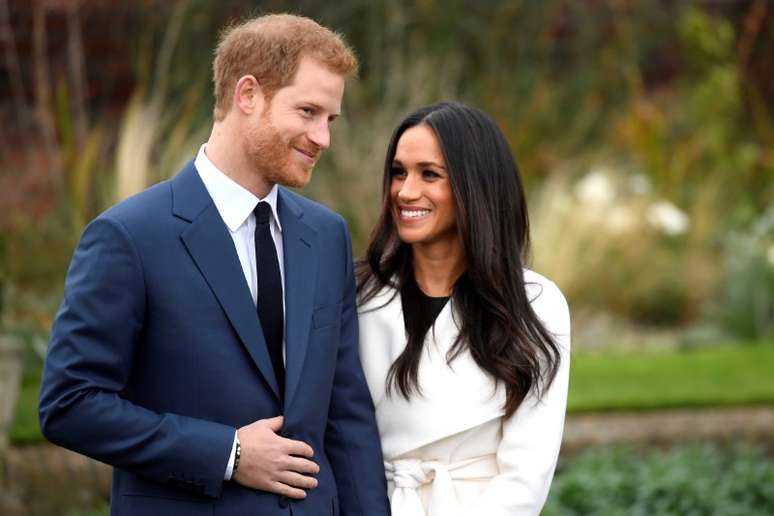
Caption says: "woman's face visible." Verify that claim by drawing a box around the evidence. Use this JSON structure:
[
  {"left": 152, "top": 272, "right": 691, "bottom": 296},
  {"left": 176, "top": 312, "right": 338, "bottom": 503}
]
[{"left": 389, "top": 124, "right": 458, "bottom": 249}]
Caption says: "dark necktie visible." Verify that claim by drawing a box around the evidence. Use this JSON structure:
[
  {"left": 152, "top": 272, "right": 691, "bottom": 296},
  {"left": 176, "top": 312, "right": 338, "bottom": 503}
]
[{"left": 254, "top": 201, "right": 285, "bottom": 399}]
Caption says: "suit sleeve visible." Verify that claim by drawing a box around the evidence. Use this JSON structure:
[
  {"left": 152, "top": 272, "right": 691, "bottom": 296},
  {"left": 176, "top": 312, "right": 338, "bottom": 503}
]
[
  {"left": 463, "top": 280, "right": 571, "bottom": 516},
  {"left": 38, "top": 216, "right": 235, "bottom": 498},
  {"left": 324, "top": 218, "right": 390, "bottom": 516}
]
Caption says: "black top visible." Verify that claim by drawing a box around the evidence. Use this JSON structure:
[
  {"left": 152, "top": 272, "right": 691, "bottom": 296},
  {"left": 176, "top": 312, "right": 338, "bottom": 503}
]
[{"left": 400, "top": 275, "right": 450, "bottom": 339}]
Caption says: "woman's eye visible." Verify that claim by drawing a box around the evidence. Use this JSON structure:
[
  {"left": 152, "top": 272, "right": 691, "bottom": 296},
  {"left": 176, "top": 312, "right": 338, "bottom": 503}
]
[
  {"left": 390, "top": 167, "right": 406, "bottom": 178},
  {"left": 422, "top": 169, "right": 440, "bottom": 179}
]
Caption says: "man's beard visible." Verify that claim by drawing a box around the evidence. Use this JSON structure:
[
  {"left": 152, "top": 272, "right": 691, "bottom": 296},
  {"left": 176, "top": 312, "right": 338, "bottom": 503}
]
[{"left": 246, "top": 112, "right": 319, "bottom": 189}]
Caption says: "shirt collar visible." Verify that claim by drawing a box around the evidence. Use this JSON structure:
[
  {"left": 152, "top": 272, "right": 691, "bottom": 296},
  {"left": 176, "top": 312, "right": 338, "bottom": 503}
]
[{"left": 194, "top": 144, "right": 282, "bottom": 232}]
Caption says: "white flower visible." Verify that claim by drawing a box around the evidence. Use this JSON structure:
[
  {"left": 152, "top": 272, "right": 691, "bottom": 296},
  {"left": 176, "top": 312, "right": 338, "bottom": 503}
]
[
  {"left": 575, "top": 168, "right": 616, "bottom": 206},
  {"left": 647, "top": 201, "right": 690, "bottom": 236}
]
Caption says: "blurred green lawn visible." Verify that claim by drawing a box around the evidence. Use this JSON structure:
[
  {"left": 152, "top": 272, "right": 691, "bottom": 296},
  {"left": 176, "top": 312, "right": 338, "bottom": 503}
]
[
  {"left": 568, "top": 342, "right": 774, "bottom": 412},
  {"left": 11, "top": 342, "right": 774, "bottom": 444},
  {"left": 12, "top": 366, "right": 43, "bottom": 444}
]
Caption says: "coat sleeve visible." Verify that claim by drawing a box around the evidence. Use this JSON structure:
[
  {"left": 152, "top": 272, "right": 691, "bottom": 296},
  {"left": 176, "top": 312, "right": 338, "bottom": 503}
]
[
  {"left": 38, "top": 216, "right": 235, "bottom": 498},
  {"left": 463, "top": 279, "right": 571, "bottom": 516},
  {"left": 323, "top": 217, "right": 391, "bottom": 516}
]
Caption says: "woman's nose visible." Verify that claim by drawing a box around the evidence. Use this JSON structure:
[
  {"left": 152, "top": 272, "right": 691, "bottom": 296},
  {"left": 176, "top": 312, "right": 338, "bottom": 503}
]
[{"left": 397, "top": 174, "right": 421, "bottom": 201}]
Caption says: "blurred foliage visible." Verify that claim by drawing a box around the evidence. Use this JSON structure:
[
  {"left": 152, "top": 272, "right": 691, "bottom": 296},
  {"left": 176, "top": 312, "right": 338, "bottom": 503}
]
[
  {"left": 526, "top": 3, "right": 771, "bottom": 326},
  {"left": 1, "top": 0, "right": 772, "bottom": 338},
  {"left": 1, "top": 0, "right": 219, "bottom": 330},
  {"left": 9, "top": 364, "right": 41, "bottom": 445},
  {"left": 67, "top": 506, "right": 109, "bottom": 516},
  {"left": 0, "top": 230, "right": 6, "bottom": 320},
  {"left": 543, "top": 443, "right": 774, "bottom": 515},
  {"left": 530, "top": 169, "right": 721, "bottom": 325},
  {"left": 718, "top": 206, "right": 774, "bottom": 339},
  {"left": 614, "top": 5, "right": 766, "bottom": 222}
]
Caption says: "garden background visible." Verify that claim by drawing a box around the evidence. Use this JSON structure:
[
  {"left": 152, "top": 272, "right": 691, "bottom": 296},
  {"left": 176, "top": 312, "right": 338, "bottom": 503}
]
[{"left": 0, "top": 0, "right": 772, "bottom": 514}]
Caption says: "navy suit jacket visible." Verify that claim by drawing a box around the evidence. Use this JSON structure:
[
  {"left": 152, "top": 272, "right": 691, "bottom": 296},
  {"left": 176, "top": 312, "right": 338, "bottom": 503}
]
[{"left": 39, "top": 161, "right": 389, "bottom": 516}]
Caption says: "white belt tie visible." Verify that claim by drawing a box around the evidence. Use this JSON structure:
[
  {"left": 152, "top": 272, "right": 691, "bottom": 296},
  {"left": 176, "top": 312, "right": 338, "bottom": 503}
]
[{"left": 385, "top": 454, "right": 498, "bottom": 516}]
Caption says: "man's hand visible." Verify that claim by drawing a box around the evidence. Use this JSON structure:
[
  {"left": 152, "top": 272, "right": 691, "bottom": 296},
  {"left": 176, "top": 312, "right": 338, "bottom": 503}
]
[{"left": 232, "top": 416, "right": 319, "bottom": 499}]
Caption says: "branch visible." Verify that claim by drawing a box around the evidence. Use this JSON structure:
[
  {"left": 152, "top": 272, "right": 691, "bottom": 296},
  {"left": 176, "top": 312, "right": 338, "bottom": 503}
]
[
  {"left": 66, "top": 0, "right": 89, "bottom": 150},
  {"left": 0, "top": 0, "right": 28, "bottom": 117},
  {"left": 33, "top": 0, "right": 62, "bottom": 182}
]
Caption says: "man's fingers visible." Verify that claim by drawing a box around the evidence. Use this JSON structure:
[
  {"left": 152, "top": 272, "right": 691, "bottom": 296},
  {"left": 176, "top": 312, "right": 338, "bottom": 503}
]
[
  {"left": 272, "top": 481, "right": 307, "bottom": 500},
  {"left": 283, "top": 438, "right": 314, "bottom": 458},
  {"left": 287, "top": 455, "right": 320, "bottom": 475},
  {"left": 278, "top": 471, "right": 318, "bottom": 490},
  {"left": 263, "top": 415, "right": 284, "bottom": 432}
]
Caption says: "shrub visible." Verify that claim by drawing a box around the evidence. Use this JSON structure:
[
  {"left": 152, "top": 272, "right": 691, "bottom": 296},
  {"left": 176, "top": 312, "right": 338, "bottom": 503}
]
[{"left": 543, "top": 443, "right": 774, "bottom": 515}]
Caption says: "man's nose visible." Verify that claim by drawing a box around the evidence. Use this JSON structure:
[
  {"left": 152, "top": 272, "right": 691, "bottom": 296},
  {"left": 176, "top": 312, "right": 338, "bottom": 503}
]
[{"left": 308, "top": 119, "right": 331, "bottom": 150}]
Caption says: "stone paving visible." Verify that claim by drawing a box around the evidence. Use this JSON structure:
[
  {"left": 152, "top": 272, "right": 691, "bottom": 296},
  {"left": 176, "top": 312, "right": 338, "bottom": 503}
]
[{"left": 562, "top": 405, "right": 774, "bottom": 453}]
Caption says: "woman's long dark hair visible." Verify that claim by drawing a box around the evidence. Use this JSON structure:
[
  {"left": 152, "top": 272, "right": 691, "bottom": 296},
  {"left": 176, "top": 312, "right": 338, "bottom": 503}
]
[{"left": 357, "top": 101, "right": 561, "bottom": 418}]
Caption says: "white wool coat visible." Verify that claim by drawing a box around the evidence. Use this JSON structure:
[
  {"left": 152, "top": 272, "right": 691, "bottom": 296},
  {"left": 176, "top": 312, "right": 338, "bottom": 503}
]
[{"left": 358, "top": 269, "right": 571, "bottom": 516}]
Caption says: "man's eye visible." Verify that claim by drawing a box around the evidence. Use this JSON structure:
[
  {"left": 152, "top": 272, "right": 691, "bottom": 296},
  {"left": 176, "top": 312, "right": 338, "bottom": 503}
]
[{"left": 301, "top": 107, "right": 314, "bottom": 116}]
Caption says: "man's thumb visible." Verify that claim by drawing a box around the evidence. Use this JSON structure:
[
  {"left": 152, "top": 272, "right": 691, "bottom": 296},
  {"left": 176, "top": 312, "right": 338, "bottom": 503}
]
[{"left": 264, "top": 415, "right": 284, "bottom": 432}]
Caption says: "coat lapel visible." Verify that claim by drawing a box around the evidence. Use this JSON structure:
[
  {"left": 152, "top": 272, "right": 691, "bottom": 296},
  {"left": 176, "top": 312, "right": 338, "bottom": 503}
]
[
  {"left": 358, "top": 286, "right": 506, "bottom": 458},
  {"left": 277, "top": 189, "right": 318, "bottom": 410},
  {"left": 172, "top": 161, "right": 281, "bottom": 399}
]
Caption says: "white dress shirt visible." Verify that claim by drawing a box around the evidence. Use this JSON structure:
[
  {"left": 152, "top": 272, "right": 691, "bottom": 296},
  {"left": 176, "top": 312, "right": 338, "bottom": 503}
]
[{"left": 194, "top": 144, "right": 286, "bottom": 480}]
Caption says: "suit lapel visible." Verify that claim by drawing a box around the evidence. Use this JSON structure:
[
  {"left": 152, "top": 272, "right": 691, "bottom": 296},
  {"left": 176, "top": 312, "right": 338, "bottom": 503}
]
[
  {"left": 172, "top": 162, "right": 281, "bottom": 399},
  {"left": 277, "top": 189, "right": 318, "bottom": 410}
]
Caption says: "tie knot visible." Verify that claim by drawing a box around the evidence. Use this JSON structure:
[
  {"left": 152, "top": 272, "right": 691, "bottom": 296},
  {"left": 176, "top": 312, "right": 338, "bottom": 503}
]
[{"left": 255, "top": 201, "right": 272, "bottom": 225}]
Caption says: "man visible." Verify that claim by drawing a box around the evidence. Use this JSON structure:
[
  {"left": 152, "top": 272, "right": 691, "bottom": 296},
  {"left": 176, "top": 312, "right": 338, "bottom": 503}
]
[{"left": 39, "top": 14, "right": 389, "bottom": 516}]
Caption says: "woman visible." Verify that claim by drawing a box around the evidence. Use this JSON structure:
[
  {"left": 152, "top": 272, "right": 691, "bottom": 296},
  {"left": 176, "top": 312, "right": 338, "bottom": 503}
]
[{"left": 357, "top": 101, "right": 570, "bottom": 516}]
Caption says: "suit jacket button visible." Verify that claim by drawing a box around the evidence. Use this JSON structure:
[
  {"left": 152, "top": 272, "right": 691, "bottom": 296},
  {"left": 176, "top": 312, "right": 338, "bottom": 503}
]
[{"left": 278, "top": 495, "right": 289, "bottom": 508}]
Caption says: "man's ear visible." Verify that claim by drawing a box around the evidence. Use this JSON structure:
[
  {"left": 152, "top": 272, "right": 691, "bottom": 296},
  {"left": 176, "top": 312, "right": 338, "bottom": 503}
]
[{"left": 233, "top": 74, "right": 265, "bottom": 115}]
